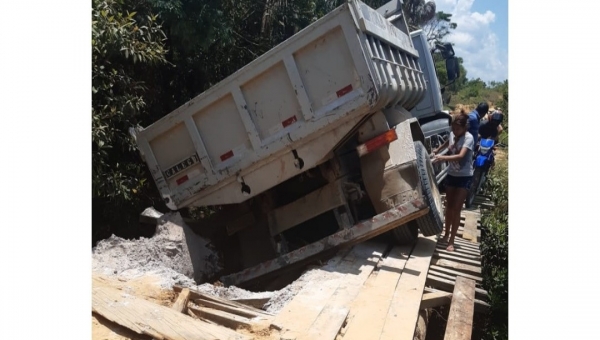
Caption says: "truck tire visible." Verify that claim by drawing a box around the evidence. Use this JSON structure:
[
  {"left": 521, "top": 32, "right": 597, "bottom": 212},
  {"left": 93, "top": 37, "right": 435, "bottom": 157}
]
[
  {"left": 391, "top": 222, "right": 418, "bottom": 245},
  {"left": 413, "top": 141, "right": 444, "bottom": 236}
]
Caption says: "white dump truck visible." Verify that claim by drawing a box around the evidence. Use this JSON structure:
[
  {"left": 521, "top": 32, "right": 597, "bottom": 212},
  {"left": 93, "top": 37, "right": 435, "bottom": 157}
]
[{"left": 133, "top": 0, "right": 459, "bottom": 286}]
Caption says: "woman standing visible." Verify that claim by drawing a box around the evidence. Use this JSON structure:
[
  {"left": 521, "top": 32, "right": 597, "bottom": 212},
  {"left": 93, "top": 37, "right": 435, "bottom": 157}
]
[{"left": 432, "top": 111, "right": 475, "bottom": 251}]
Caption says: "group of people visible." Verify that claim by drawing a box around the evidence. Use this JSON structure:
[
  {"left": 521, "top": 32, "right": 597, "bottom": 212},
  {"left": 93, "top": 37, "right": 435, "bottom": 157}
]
[{"left": 430, "top": 102, "right": 504, "bottom": 252}]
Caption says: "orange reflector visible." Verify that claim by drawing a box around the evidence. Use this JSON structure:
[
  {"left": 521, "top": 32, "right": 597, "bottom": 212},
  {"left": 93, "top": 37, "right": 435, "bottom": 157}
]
[{"left": 356, "top": 129, "right": 398, "bottom": 157}]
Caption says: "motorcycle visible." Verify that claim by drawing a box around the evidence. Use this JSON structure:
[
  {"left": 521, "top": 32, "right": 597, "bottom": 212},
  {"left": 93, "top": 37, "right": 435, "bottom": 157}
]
[{"left": 466, "top": 138, "right": 495, "bottom": 208}]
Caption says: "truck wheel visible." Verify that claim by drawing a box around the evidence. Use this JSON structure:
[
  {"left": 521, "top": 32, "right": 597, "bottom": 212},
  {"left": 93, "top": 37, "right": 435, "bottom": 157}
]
[
  {"left": 391, "top": 222, "right": 418, "bottom": 245},
  {"left": 413, "top": 141, "right": 444, "bottom": 236}
]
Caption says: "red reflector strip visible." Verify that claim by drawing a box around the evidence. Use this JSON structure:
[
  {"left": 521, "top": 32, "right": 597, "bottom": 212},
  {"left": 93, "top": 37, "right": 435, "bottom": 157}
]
[
  {"left": 176, "top": 175, "right": 189, "bottom": 185},
  {"left": 282, "top": 115, "right": 297, "bottom": 128},
  {"left": 356, "top": 129, "right": 398, "bottom": 157},
  {"left": 220, "top": 150, "right": 234, "bottom": 162},
  {"left": 336, "top": 84, "right": 353, "bottom": 98}
]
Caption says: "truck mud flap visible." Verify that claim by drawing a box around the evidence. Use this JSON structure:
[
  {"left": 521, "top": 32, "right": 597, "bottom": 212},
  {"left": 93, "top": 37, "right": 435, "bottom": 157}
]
[{"left": 220, "top": 198, "right": 429, "bottom": 287}]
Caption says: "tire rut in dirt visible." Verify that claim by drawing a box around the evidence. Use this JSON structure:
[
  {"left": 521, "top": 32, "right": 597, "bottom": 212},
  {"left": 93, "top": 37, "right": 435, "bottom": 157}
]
[{"left": 413, "top": 141, "right": 444, "bottom": 236}]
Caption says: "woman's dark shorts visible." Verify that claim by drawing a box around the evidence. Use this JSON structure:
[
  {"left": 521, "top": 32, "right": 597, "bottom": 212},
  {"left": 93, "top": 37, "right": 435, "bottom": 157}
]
[{"left": 444, "top": 175, "right": 473, "bottom": 190}]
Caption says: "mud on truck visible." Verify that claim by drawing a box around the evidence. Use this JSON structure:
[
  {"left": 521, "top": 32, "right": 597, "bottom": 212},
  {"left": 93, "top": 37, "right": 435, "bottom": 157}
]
[{"left": 132, "top": 0, "right": 459, "bottom": 287}]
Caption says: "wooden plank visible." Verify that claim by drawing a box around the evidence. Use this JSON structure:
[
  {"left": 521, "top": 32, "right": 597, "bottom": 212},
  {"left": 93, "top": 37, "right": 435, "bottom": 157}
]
[
  {"left": 92, "top": 279, "right": 250, "bottom": 340},
  {"left": 430, "top": 265, "right": 482, "bottom": 282},
  {"left": 174, "top": 285, "right": 273, "bottom": 317},
  {"left": 340, "top": 245, "right": 413, "bottom": 340},
  {"left": 380, "top": 235, "right": 438, "bottom": 340},
  {"left": 273, "top": 241, "right": 387, "bottom": 339},
  {"left": 423, "top": 287, "right": 489, "bottom": 314},
  {"left": 194, "top": 298, "right": 265, "bottom": 319},
  {"left": 420, "top": 291, "right": 452, "bottom": 309},
  {"left": 428, "top": 270, "right": 482, "bottom": 289},
  {"left": 230, "top": 297, "right": 270, "bottom": 309},
  {"left": 433, "top": 252, "right": 481, "bottom": 266},
  {"left": 432, "top": 258, "right": 481, "bottom": 276},
  {"left": 443, "top": 277, "right": 476, "bottom": 340},
  {"left": 438, "top": 236, "right": 480, "bottom": 248},
  {"left": 172, "top": 288, "right": 191, "bottom": 313},
  {"left": 188, "top": 305, "right": 254, "bottom": 330},
  {"left": 426, "top": 274, "right": 488, "bottom": 301},
  {"left": 435, "top": 244, "right": 480, "bottom": 256},
  {"left": 434, "top": 248, "right": 480, "bottom": 261}
]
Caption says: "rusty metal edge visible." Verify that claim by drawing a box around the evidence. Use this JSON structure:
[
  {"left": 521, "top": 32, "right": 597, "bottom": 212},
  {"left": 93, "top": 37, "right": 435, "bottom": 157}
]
[{"left": 220, "top": 198, "right": 429, "bottom": 286}]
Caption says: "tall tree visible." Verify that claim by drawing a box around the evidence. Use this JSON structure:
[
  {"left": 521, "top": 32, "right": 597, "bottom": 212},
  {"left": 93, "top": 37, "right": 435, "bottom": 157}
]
[
  {"left": 402, "top": 0, "right": 436, "bottom": 29},
  {"left": 424, "top": 11, "right": 457, "bottom": 45}
]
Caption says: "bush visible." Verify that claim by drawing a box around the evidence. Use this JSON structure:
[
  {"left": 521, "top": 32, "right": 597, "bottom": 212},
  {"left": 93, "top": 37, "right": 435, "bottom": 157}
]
[{"left": 479, "top": 150, "right": 508, "bottom": 340}]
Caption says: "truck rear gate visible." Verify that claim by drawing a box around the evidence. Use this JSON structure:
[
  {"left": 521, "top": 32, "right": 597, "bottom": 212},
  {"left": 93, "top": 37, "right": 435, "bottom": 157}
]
[{"left": 134, "top": 0, "right": 426, "bottom": 210}]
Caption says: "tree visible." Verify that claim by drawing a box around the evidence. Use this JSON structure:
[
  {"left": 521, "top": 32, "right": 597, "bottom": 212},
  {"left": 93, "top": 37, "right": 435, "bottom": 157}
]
[
  {"left": 92, "top": 0, "right": 168, "bottom": 242},
  {"left": 423, "top": 11, "right": 457, "bottom": 45},
  {"left": 402, "top": 0, "right": 436, "bottom": 29}
]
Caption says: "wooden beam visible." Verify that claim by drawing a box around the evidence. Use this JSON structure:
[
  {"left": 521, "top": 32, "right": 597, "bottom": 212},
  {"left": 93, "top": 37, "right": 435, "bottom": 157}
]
[
  {"left": 443, "top": 277, "right": 476, "bottom": 340},
  {"left": 92, "top": 279, "right": 250, "bottom": 340},
  {"left": 380, "top": 235, "right": 438, "bottom": 340},
  {"left": 172, "top": 288, "right": 191, "bottom": 313}
]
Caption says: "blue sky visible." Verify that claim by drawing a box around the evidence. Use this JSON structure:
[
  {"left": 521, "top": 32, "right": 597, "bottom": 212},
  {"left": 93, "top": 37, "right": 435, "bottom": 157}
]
[{"left": 434, "top": 0, "right": 508, "bottom": 82}]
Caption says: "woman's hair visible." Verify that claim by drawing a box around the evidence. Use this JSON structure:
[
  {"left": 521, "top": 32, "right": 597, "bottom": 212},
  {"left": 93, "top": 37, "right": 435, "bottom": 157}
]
[{"left": 452, "top": 109, "right": 469, "bottom": 128}]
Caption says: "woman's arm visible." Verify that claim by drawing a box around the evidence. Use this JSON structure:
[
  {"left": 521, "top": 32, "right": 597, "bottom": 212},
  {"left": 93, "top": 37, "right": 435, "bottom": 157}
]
[
  {"left": 433, "top": 139, "right": 449, "bottom": 154},
  {"left": 434, "top": 146, "right": 469, "bottom": 162}
]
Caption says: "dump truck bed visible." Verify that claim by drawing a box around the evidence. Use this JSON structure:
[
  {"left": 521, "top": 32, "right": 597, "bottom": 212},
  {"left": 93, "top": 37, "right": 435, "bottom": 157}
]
[{"left": 135, "top": 0, "right": 426, "bottom": 210}]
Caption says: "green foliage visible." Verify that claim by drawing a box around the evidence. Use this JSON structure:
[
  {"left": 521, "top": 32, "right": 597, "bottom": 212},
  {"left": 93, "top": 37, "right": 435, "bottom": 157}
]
[
  {"left": 92, "top": 0, "right": 168, "bottom": 241},
  {"left": 480, "top": 152, "right": 508, "bottom": 338}
]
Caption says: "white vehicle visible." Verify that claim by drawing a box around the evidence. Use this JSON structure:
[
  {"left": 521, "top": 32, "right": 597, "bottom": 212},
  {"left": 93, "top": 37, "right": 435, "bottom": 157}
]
[{"left": 133, "top": 0, "right": 458, "bottom": 286}]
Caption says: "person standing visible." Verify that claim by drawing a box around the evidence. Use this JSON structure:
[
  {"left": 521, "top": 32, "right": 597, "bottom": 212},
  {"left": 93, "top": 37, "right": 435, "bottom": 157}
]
[{"left": 432, "top": 111, "right": 475, "bottom": 252}]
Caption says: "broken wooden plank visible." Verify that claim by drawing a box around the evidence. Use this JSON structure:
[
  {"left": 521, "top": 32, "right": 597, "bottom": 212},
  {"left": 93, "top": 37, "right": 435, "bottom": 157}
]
[
  {"left": 340, "top": 245, "right": 413, "bottom": 340},
  {"left": 443, "top": 277, "right": 476, "bottom": 340},
  {"left": 426, "top": 274, "right": 488, "bottom": 301},
  {"left": 432, "top": 258, "right": 481, "bottom": 276},
  {"left": 420, "top": 291, "right": 452, "bottom": 310},
  {"left": 188, "top": 305, "right": 254, "bottom": 330},
  {"left": 194, "top": 298, "right": 265, "bottom": 319},
  {"left": 92, "top": 279, "right": 250, "bottom": 340},
  {"left": 172, "top": 288, "right": 191, "bottom": 313},
  {"left": 273, "top": 241, "right": 387, "bottom": 339},
  {"left": 173, "top": 285, "right": 273, "bottom": 317},
  {"left": 380, "top": 235, "right": 438, "bottom": 340},
  {"left": 230, "top": 297, "right": 270, "bottom": 309}
]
